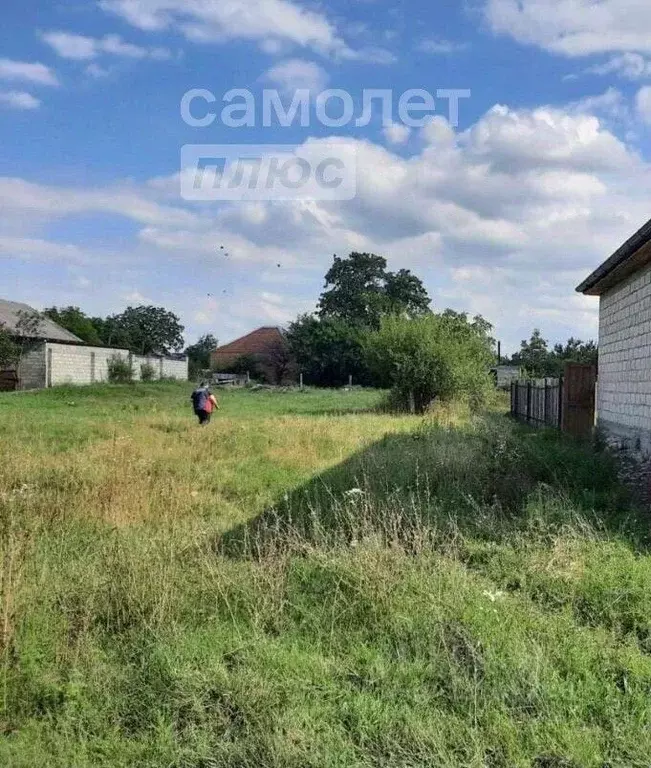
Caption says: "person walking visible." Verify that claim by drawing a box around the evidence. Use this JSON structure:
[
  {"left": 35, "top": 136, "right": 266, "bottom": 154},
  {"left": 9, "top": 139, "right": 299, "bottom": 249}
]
[{"left": 190, "top": 382, "right": 218, "bottom": 425}]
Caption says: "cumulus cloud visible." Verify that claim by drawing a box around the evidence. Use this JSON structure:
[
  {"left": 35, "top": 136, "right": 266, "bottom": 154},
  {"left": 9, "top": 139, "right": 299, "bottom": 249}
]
[
  {"left": 262, "top": 58, "right": 328, "bottom": 94},
  {"left": 636, "top": 86, "right": 651, "bottom": 125},
  {"left": 383, "top": 121, "right": 411, "bottom": 145},
  {"left": 0, "top": 58, "right": 58, "bottom": 86},
  {"left": 99, "top": 0, "right": 346, "bottom": 56},
  {"left": 0, "top": 91, "right": 41, "bottom": 110},
  {"left": 586, "top": 52, "right": 651, "bottom": 80},
  {"left": 2, "top": 98, "right": 649, "bottom": 349},
  {"left": 41, "top": 31, "right": 171, "bottom": 61},
  {"left": 485, "top": 0, "right": 651, "bottom": 57}
]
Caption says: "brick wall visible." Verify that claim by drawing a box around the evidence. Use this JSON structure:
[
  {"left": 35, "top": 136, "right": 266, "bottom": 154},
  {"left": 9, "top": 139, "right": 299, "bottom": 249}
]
[{"left": 598, "top": 260, "right": 651, "bottom": 452}]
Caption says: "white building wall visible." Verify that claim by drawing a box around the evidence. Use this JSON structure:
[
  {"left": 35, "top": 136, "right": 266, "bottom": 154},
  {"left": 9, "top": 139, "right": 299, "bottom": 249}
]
[{"left": 598, "top": 260, "right": 651, "bottom": 451}]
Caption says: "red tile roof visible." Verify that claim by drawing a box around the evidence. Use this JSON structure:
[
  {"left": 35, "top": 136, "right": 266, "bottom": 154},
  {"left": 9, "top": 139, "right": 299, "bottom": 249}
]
[{"left": 211, "top": 327, "right": 285, "bottom": 358}]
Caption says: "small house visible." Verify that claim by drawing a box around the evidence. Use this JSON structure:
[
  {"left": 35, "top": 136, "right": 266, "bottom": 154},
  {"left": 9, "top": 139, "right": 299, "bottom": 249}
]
[
  {"left": 210, "top": 327, "right": 292, "bottom": 384},
  {"left": 577, "top": 218, "right": 651, "bottom": 452}
]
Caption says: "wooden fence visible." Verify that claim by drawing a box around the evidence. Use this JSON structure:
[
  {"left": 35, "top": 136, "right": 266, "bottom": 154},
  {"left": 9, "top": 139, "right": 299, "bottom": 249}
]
[
  {"left": 511, "top": 378, "right": 563, "bottom": 429},
  {"left": 510, "top": 364, "right": 597, "bottom": 439}
]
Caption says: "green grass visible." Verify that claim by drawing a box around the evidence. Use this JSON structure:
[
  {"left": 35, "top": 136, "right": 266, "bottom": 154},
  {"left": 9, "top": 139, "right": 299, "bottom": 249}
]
[{"left": 0, "top": 382, "right": 649, "bottom": 767}]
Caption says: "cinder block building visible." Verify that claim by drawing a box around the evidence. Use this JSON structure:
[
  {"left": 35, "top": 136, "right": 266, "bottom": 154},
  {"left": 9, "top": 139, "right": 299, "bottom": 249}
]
[
  {"left": 0, "top": 299, "right": 188, "bottom": 390},
  {"left": 577, "top": 218, "right": 651, "bottom": 452}
]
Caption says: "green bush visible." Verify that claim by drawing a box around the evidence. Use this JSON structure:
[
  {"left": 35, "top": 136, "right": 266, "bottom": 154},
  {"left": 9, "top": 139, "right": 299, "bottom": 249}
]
[
  {"left": 365, "top": 313, "right": 494, "bottom": 413},
  {"left": 107, "top": 355, "right": 133, "bottom": 384},
  {"left": 139, "top": 362, "right": 156, "bottom": 382}
]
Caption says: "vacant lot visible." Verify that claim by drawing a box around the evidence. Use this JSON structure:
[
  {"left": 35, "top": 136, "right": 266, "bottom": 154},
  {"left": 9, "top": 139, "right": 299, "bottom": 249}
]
[{"left": 0, "top": 383, "right": 650, "bottom": 767}]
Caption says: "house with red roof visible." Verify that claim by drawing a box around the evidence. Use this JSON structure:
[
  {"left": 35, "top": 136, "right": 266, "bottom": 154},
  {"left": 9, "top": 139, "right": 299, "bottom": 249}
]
[{"left": 210, "top": 327, "right": 293, "bottom": 384}]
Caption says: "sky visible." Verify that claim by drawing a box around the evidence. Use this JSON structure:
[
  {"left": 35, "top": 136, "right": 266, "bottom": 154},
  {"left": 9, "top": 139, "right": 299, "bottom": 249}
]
[{"left": 2, "top": 0, "right": 651, "bottom": 352}]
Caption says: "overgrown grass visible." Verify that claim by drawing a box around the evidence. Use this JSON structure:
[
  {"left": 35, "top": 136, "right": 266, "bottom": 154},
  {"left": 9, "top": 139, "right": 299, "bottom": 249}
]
[{"left": 0, "top": 382, "right": 649, "bottom": 766}]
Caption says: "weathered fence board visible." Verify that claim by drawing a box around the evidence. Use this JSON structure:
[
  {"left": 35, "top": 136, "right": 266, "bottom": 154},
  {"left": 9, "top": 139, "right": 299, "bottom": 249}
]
[
  {"left": 511, "top": 378, "right": 562, "bottom": 429},
  {"left": 510, "top": 363, "right": 597, "bottom": 438}
]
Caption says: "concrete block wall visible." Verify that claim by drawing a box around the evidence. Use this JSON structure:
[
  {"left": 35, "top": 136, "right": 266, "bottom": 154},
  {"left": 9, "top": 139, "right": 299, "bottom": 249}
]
[
  {"left": 161, "top": 357, "right": 188, "bottom": 380},
  {"left": 132, "top": 355, "right": 188, "bottom": 381},
  {"left": 17, "top": 343, "right": 47, "bottom": 390},
  {"left": 46, "top": 344, "right": 188, "bottom": 387},
  {"left": 598, "top": 260, "right": 651, "bottom": 452}
]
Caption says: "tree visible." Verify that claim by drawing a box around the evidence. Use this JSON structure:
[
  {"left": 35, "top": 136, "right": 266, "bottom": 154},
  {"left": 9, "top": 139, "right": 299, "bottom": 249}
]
[
  {"left": 185, "top": 334, "right": 218, "bottom": 378},
  {"left": 384, "top": 269, "right": 432, "bottom": 318},
  {"left": 43, "top": 306, "right": 102, "bottom": 345},
  {"left": 0, "top": 323, "right": 18, "bottom": 369},
  {"left": 267, "top": 336, "right": 294, "bottom": 384},
  {"left": 318, "top": 252, "right": 431, "bottom": 328},
  {"left": 365, "top": 313, "right": 494, "bottom": 413},
  {"left": 90, "top": 316, "right": 131, "bottom": 349},
  {"left": 510, "top": 330, "right": 598, "bottom": 378},
  {"left": 512, "top": 329, "right": 549, "bottom": 379},
  {"left": 108, "top": 306, "right": 184, "bottom": 355},
  {"left": 286, "top": 314, "right": 371, "bottom": 387}
]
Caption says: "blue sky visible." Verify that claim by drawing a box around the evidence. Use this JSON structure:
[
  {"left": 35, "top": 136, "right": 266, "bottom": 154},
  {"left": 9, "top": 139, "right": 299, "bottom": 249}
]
[{"left": 2, "top": 0, "right": 651, "bottom": 352}]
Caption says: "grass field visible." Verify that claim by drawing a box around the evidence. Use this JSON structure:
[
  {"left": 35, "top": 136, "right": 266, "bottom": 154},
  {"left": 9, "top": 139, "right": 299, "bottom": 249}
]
[{"left": 1, "top": 382, "right": 651, "bottom": 767}]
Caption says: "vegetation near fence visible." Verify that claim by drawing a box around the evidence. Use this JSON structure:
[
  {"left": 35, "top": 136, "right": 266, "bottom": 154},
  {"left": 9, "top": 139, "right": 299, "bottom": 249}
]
[{"left": 0, "top": 382, "right": 650, "bottom": 766}]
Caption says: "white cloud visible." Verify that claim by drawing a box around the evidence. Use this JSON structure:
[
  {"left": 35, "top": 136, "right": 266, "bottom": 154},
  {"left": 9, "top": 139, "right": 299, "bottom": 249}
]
[
  {"left": 263, "top": 58, "right": 328, "bottom": 94},
  {"left": 383, "top": 121, "right": 411, "bottom": 145},
  {"left": 41, "top": 31, "right": 171, "bottom": 61},
  {"left": 417, "top": 38, "right": 468, "bottom": 55},
  {"left": 0, "top": 236, "right": 89, "bottom": 262},
  {"left": 0, "top": 58, "right": 58, "bottom": 86},
  {"left": 0, "top": 91, "right": 41, "bottom": 110},
  {"left": 2, "top": 97, "right": 650, "bottom": 349},
  {"left": 485, "top": 0, "right": 651, "bottom": 57},
  {"left": 100, "top": 0, "right": 346, "bottom": 56},
  {"left": 586, "top": 52, "right": 651, "bottom": 80},
  {"left": 567, "top": 88, "right": 630, "bottom": 121},
  {"left": 636, "top": 86, "right": 651, "bottom": 125},
  {"left": 123, "top": 290, "right": 153, "bottom": 303}
]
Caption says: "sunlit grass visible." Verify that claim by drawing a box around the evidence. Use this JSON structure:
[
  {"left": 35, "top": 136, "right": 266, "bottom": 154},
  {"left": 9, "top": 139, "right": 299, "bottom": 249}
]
[{"left": 0, "top": 382, "right": 649, "bottom": 767}]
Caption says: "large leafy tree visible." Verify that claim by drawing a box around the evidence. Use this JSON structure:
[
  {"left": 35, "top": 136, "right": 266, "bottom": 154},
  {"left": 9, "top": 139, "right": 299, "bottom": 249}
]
[
  {"left": 185, "top": 334, "right": 218, "bottom": 378},
  {"left": 318, "top": 252, "right": 431, "bottom": 328},
  {"left": 44, "top": 306, "right": 102, "bottom": 345},
  {"left": 109, "top": 306, "right": 185, "bottom": 356},
  {"left": 286, "top": 314, "right": 371, "bottom": 387}
]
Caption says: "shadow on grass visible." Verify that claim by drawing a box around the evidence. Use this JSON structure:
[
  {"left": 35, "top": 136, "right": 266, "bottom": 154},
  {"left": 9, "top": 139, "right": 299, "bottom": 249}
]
[{"left": 219, "top": 415, "right": 645, "bottom": 557}]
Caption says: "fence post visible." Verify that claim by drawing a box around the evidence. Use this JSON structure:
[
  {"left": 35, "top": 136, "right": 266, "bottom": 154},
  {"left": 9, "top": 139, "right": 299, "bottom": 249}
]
[
  {"left": 527, "top": 381, "right": 532, "bottom": 424},
  {"left": 510, "top": 380, "right": 515, "bottom": 417},
  {"left": 544, "top": 379, "right": 548, "bottom": 426},
  {"left": 558, "top": 376, "right": 564, "bottom": 431}
]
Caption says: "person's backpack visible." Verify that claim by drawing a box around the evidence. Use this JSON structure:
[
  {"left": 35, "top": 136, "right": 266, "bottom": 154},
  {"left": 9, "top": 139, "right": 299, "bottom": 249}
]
[{"left": 191, "top": 387, "right": 209, "bottom": 411}]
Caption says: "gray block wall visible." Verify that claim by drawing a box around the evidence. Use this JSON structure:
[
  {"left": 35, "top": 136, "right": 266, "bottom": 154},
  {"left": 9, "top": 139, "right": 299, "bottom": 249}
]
[
  {"left": 46, "top": 344, "right": 188, "bottom": 387},
  {"left": 598, "top": 260, "right": 651, "bottom": 453},
  {"left": 17, "top": 343, "right": 47, "bottom": 390}
]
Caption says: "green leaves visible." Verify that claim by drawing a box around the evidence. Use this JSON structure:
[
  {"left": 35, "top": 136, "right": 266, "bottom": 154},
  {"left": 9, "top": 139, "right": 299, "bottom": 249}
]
[{"left": 365, "top": 313, "right": 495, "bottom": 413}]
